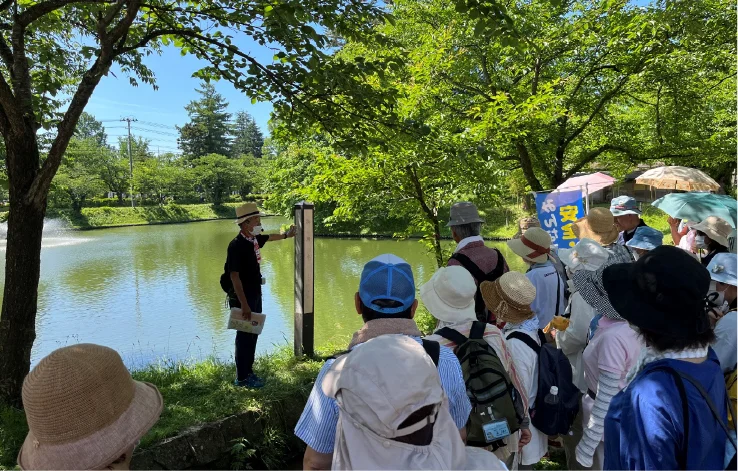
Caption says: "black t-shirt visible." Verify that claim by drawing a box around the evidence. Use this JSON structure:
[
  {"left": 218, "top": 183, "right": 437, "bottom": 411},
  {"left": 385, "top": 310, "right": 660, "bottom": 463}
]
[{"left": 225, "top": 233, "right": 269, "bottom": 296}]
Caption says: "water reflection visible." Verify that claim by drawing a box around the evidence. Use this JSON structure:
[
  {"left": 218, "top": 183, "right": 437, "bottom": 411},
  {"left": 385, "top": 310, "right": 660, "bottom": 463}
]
[{"left": 0, "top": 218, "right": 525, "bottom": 367}]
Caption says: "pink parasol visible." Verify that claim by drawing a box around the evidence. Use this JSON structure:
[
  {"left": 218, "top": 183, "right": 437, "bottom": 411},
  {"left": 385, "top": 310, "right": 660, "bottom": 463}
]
[{"left": 556, "top": 172, "right": 616, "bottom": 197}]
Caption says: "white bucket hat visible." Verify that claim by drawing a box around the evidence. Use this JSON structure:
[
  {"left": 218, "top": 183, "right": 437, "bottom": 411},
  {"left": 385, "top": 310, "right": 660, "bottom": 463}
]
[
  {"left": 322, "top": 335, "right": 466, "bottom": 470},
  {"left": 419, "top": 266, "right": 476, "bottom": 324},
  {"left": 558, "top": 238, "right": 610, "bottom": 273}
]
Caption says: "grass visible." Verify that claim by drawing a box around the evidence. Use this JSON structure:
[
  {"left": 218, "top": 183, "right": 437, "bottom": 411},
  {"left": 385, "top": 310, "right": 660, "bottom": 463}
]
[
  {"left": 46, "top": 203, "right": 243, "bottom": 229},
  {"left": 0, "top": 344, "right": 340, "bottom": 469}
]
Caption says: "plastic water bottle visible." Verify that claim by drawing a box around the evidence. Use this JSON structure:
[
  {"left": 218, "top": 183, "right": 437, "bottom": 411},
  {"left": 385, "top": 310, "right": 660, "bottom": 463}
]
[{"left": 544, "top": 386, "right": 560, "bottom": 405}]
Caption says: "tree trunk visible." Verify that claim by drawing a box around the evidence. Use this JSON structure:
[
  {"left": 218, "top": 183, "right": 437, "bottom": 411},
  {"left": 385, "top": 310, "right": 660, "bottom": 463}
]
[
  {"left": 431, "top": 215, "right": 443, "bottom": 268},
  {"left": 117, "top": 192, "right": 124, "bottom": 205},
  {"left": 0, "top": 142, "right": 45, "bottom": 407}
]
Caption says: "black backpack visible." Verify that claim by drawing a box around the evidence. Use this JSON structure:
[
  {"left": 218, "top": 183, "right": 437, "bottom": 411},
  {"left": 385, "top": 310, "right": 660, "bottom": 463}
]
[
  {"left": 220, "top": 267, "right": 232, "bottom": 294},
  {"left": 506, "top": 329, "right": 579, "bottom": 435},
  {"left": 450, "top": 250, "right": 506, "bottom": 323},
  {"left": 436, "top": 322, "right": 526, "bottom": 449}
]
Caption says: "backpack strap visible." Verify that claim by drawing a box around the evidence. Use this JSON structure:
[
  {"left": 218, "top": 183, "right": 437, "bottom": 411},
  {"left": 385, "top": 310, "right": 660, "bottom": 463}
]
[
  {"left": 470, "top": 321, "right": 486, "bottom": 339},
  {"left": 435, "top": 327, "right": 469, "bottom": 347},
  {"left": 450, "top": 252, "right": 487, "bottom": 282},
  {"left": 489, "top": 249, "right": 506, "bottom": 281},
  {"left": 506, "top": 331, "right": 541, "bottom": 354},
  {"left": 677, "top": 370, "right": 737, "bottom": 451},
  {"left": 554, "top": 267, "right": 561, "bottom": 318},
  {"left": 421, "top": 339, "right": 440, "bottom": 367}
]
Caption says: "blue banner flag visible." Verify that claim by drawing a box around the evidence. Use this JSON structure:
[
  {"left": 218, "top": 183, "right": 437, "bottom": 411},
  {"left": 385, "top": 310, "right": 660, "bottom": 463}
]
[{"left": 535, "top": 190, "right": 585, "bottom": 248}]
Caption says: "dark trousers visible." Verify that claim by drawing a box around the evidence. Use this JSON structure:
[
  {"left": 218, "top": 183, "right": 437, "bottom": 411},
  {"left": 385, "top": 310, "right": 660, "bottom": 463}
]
[{"left": 229, "top": 294, "right": 261, "bottom": 381}]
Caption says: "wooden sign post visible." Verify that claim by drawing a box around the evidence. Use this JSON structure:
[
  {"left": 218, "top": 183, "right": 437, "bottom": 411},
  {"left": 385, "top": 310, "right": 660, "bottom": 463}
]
[{"left": 294, "top": 201, "right": 315, "bottom": 357}]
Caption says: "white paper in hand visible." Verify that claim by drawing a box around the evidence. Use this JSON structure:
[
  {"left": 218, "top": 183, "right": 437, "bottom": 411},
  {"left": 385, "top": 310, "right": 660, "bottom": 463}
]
[{"left": 227, "top": 308, "right": 266, "bottom": 335}]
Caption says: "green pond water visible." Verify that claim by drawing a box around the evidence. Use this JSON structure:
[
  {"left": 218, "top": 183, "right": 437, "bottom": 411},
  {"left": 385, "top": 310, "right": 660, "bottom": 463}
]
[{"left": 0, "top": 217, "right": 525, "bottom": 368}]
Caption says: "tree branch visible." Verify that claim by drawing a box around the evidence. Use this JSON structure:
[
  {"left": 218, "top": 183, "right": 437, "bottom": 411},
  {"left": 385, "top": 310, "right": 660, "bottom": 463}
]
[
  {"left": 564, "top": 75, "right": 630, "bottom": 146},
  {"left": 563, "top": 144, "right": 630, "bottom": 180},
  {"left": 17, "top": 0, "right": 115, "bottom": 26}
]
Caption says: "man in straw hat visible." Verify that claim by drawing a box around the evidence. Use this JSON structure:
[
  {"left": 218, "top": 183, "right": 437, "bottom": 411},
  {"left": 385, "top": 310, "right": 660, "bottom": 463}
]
[
  {"left": 321, "top": 334, "right": 507, "bottom": 470},
  {"left": 295, "top": 254, "right": 471, "bottom": 471},
  {"left": 571, "top": 207, "right": 635, "bottom": 264},
  {"left": 17, "top": 344, "right": 163, "bottom": 470},
  {"left": 447, "top": 201, "right": 509, "bottom": 323},
  {"left": 507, "top": 227, "right": 566, "bottom": 330},
  {"left": 222, "top": 202, "right": 295, "bottom": 388},
  {"left": 480, "top": 272, "right": 549, "bottom": 469}
]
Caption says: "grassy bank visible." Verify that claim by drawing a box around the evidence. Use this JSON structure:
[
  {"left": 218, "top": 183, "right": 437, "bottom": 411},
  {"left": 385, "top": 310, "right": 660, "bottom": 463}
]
[
  {"left": 46, "top": 203, "right": 243, "bottom": 229},
  {"left": 0, "top": 345, "right": 334, "bottom": 469}
]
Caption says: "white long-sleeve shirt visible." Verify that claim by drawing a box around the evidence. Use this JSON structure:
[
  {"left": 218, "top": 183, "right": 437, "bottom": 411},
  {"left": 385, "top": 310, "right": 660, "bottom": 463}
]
[{"left": 556, "top": 289, "right": 595, "bottom": 394}]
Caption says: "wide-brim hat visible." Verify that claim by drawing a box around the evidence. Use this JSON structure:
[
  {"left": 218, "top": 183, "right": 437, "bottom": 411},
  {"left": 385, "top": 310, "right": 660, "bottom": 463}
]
[
  {"left": 571, "top": 254, "right": 624, "bottom": 320},
  {"left": 18, "top": 344, "right": 163, "bottom": 470},
  {"left": 447, "top": 202, "right": 485, "bottom": 227},
  {"left": 558, "top": 238, "right": 609, "bottom": 273},
  {"left": 610, "top": 196, "right": 642, "bottom": 216},
  {"left": 706, "top": 253, "right": 737, "bottom": 287},
  {"left": 690, "top": 216, "right": 732, "bottom": 249},
  {"left": 507, "top": 227, "right": 552, "bottom": 264},
  {"left": 479, "top": 272, "right": 536, "bottom": 324},
  {"left": 602, "top": 245, "right": 711, "bottom": 337},
  {"left": 235, "top": 202, "right": 265, "bottom": 225},
  {"left": 571, "top": 207, "right": 619, "bottom": 246},
  {"left": 419, "top": 266, "right": 477, "bottom": 324},
  {"left": 625, "top": 226, "right": 664, "bottom": 251}
]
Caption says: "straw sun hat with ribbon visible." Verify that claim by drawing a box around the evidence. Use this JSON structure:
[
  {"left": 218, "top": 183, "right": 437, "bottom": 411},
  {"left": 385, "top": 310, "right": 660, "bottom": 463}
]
[
  {"left": 235, "top": 202, "right": 265, "bottom": 225},
  {"left": 507, "top": 227, "right": 553, "bottom": 264},
  {"left": 18, "top": 344, "right": 163, "bottom": 470},
  {"left": 480, "top": 272, "right": 536, "bottom": 324},
  {"left": 571, "top": 207, "right": 619, "bottom": 246}
]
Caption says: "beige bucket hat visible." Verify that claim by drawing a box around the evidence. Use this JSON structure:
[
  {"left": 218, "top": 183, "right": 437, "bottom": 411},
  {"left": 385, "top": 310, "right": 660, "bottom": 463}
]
[
  {"left": 235, "top": 202, "right": 265, "bottom": 225},
  {"left": 419, "top": 266, "right": 477, "bottom": 324},
  {"left": 507, "top": 227, "right": 553, "bottom": 264},
  {"left": 480, "top": 272, "right": 536, "bottom": 324},
  {"left": 690, "top": 216, "right": 732, "bottom": 249},
  {"left": 18, "top": 344, "right": 163, "bottom": 470},
  {"left": 571, "top": 207, "right": 619, "bottom": 246},
  {"left": 322, "top": 335, "right": 465, "bottom": 470}
]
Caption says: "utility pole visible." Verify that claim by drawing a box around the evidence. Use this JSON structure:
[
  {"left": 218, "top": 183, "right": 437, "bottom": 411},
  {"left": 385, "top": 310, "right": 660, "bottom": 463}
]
[{"left": 121, "top": 117, "right": 137, "bottom": 208}]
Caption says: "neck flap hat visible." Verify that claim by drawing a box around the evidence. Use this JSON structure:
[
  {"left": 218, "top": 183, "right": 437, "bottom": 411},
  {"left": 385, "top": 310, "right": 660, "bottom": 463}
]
[{"left": 322, "top": 335, "right": 466, "bottom": 470}]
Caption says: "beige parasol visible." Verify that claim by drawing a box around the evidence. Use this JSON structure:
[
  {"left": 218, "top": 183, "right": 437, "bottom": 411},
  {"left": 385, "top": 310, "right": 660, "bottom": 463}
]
[{"left": 635, "top": 166, "right": 720, "bottom": 192}]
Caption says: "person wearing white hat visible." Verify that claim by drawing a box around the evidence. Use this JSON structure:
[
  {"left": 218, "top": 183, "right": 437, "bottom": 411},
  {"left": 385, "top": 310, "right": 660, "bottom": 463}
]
[
  {"left": 222, "top": 202, "right": 296, "bottom": 388},
  {"left": 422, "top": 266, "right": 532, "bottom": 466},
  {"left": 706, "top": 253, "right": 738, "bottom": 373},
  {"left": 507, "top": 227, "right": 566, "bottom": 330},
  {"left": 554, "top": 238, "right": 609, "bottom": 470},
  {"left": 691, "top": 216, "right": 732, "bottom": 267},
  {"left": 322, "top": 335, "right": 507, "bottom": 470},
  {"left": 295, "top": 254, "right": 472, "bottom": 471}
]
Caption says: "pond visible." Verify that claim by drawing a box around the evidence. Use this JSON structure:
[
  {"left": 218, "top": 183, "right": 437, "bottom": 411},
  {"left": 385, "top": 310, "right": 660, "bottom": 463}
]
[{"left": 0, "top": 218, "right": 525, "bottom": 368}]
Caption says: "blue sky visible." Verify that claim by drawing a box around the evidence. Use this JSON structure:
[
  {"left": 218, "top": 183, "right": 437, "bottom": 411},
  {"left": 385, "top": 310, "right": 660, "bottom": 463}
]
[{"left": 84, "top": 42, "right": 275, "bottom": 155}]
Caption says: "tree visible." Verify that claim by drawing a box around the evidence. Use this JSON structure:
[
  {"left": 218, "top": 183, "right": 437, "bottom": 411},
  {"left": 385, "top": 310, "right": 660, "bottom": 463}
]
[
  {"left": 177, "top": 83, "right": 232, "bottom": 160},
  {"left": 74, "top": 112, "right": 107, "bottom": 147},
  {"left": 117, "top": 136, "right": 153, "bottom": 162},
  {"left": 193, "top": 153, "right": 243, "bottom": 205},
  {"left": 133, "top": 158, "right": 191, "bottom": 204},
  {"left": 53, "top": 139, "right": 106, "bottom": 211},
  {"left": 0, "top": 0, "right": 392, "bottom": 406},
  {"left": 231, "top": 111, "right": 264, "bottom": 159}
]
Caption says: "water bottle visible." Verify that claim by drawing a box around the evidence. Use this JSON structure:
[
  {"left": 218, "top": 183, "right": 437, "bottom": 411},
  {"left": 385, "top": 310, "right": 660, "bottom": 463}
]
[{"left": 544, "top": 386, "right": 560, "bottom": 405}]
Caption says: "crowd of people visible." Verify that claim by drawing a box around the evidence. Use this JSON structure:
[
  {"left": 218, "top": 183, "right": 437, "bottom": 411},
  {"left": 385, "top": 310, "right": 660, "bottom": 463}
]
[{"left": 13, "top": 197, "right": 738, "bottom": 470}]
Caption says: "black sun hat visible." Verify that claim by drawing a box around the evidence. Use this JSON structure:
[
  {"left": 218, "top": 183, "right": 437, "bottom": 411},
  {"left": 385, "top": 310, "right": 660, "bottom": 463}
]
[{"left": 602, "top": 245, "right": 711, "bottom": 337}]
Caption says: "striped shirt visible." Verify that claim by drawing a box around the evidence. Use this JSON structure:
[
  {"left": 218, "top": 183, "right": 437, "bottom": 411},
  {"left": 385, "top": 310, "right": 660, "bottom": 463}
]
[{"left": 294, "top": 336, "right": 472, "bottom": 454}]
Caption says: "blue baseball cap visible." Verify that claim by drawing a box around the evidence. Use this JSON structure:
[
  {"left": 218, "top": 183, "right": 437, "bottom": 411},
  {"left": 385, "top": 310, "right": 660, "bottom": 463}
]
[
  {"left": 625, "top": 226, "right": 664, "bottom": 251},
  {"left": 359, "top": 254, "right": 416, "bottom": 314},
  {"left": 707, "top": 253, "right": 737, "bottom": 287},
  {"left": 610, "top": 196, "right": 641, "bottom": 216}
]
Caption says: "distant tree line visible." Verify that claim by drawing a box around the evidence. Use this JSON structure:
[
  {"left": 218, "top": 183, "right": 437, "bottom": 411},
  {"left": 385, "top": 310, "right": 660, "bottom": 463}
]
[{"left": 50, "top": 83, "right": 268, "bottom": 210}]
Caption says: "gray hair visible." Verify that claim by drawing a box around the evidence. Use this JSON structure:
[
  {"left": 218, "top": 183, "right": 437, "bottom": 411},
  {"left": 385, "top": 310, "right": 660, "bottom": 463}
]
[{"left": 452, "top": 222, "right": 482, "bottom": 240}]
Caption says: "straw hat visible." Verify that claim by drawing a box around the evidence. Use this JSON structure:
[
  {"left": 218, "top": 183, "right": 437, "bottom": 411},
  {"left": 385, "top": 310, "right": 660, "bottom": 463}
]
[
  {"left": 235, "top": 202, "right": 265, "bottom": 225},
  {"left": 690, "top": 216, "right": 732, "bottom": 249},
  {"left": 507, "top": 227, "right": 552, "bottom": 264},
  {"left": 571, "top": 207, "right": 619, "bottom": 246},
  {"left": 419, "top": 266, "right": 477, "bottom": 324},
  {"left": 480, "top": 272, "right": 536, "bottom": 324},
  {"left": 18, "top": 344, "right": 163, "bottom": 470}
]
